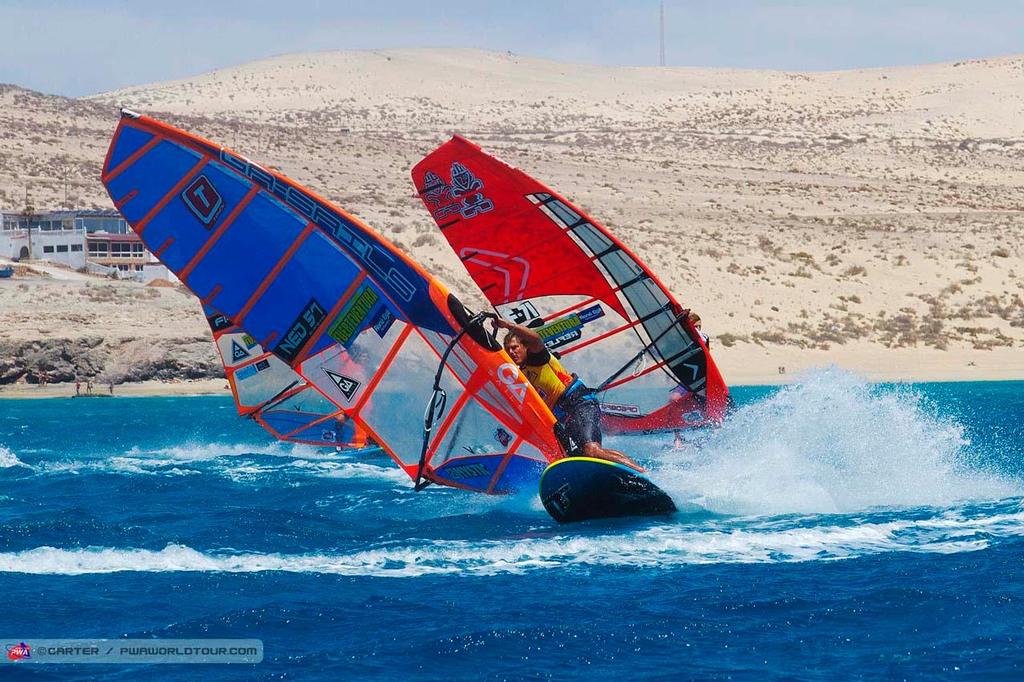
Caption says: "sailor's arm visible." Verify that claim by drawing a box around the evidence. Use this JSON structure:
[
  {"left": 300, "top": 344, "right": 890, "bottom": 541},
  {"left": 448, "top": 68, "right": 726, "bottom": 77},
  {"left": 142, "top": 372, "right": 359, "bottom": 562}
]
[{"left": 493, "top": 319, "right": 546, "bottom": 353}]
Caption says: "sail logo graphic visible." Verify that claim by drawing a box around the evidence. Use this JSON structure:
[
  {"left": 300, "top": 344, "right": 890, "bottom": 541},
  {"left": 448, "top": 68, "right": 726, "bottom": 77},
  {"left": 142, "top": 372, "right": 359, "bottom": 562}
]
[
  {"left": 600, "top": 402, "right": 641, "bottom": 416},
  {"left": 231, "top": 340, "right": 250, "bottom": 362},
  {"left": 508, "top": 301, "right": 540, "bottom": 325},
  {"left": 444, "top": 462, "right": 491, "bottom": 480},
  {"left": 419, "top": 162, "right": 494, "bottom": 221},
  {"left": 371, "top": 307, "right": 396, "bottom": 338},
  {"left": 324, "top": 369, "right": 360, "bottom": 401},
  {"left": 459, "top": 248, "right": 529, "bottom": 302},
  {"left": 449, "top": 162, "right": 483, "bottom": 197},
  {"left": 494, "top": 427, "right": 512, "bottom": 447},
  {"left": 6, "top": 642, "right": 30, "bottom": 661},
  {"left": 328, "top": 286, "right": 379, "bottom": 347},
  {"left": 181, "top": 175, "right": 224, "bottom": 227},
  {"left": 537, "top": 305, "right": 605, "bottom": 349},
  {"left": 497, "top": 363, "right": 528, "bottom": 403},
  {"left": 275, "top": 299, "right": 327, "bottom": 364},
  {"left": 208, "top": 313, "right": 232, "bottom": 332},
  {"left": 421, "top": 170, "right": 454, "bottom": 206}
]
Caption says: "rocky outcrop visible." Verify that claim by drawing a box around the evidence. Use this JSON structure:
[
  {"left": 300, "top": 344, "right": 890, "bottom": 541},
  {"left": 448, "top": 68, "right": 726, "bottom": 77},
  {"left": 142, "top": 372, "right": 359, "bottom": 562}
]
[{"left": 0, "top": 336, "right": 222, "bottom": 385}]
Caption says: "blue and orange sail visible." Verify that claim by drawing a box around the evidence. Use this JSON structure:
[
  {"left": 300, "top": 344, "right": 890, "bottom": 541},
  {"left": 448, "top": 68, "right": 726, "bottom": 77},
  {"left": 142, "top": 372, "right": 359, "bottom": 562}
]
[
  {"left": 411, "top": 136, "right": 730, "bottom": 434},
  {"left": 101, "top": 111, "right": 561, "bottom": 493}
]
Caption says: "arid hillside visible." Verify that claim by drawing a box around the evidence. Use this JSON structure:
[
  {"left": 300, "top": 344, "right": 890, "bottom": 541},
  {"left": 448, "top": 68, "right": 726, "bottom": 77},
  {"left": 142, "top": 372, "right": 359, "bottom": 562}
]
[{"left": 2, "top": 48, "right": 1023, "bottom": 386}]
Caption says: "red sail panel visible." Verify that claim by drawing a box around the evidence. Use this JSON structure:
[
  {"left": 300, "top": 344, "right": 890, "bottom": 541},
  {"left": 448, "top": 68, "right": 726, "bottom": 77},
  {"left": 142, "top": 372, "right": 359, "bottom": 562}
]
[{"left": 412, "top": 137, "right": 730, "bottom": 431}]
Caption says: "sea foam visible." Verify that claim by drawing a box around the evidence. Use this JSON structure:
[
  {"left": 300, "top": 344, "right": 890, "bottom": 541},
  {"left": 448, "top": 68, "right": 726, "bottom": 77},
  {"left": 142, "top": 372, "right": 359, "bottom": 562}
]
[
  {"left": 653, "top": 368, "right": 1020, "bottom": 516},
  {"left": 3, "top": 500, "right": 1022, "bottom": 576}
]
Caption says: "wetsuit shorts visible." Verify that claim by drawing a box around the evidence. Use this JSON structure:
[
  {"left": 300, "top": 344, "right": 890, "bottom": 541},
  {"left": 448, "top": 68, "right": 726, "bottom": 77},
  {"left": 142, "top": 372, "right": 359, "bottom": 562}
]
[{"left": 553, "top": 383, "right": 602, "bottom": 452}]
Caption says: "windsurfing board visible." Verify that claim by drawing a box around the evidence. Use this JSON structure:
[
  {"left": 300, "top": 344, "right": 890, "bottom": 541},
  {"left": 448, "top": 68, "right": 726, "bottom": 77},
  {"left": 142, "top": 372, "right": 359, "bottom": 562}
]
[{"left": 539, "top": 457, "right": 676, "bottom": 523}]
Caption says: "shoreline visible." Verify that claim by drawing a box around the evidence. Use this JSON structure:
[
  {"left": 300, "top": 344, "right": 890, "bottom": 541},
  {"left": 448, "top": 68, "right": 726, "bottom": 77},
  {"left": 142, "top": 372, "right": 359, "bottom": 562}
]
[
  {"left": 1, "top": 345, "right": 1021, "bottom": 399},
  {"left": 714, "top": 344, "right": 1024, "bottom": 386},
  {"left": 0, "top": 378, "right": 230, "bottom": 400}
]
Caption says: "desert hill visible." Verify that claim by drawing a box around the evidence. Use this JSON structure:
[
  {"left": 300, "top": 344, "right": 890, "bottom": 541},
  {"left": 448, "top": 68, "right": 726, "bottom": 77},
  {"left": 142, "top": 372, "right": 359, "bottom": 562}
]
[{"left": 1, "top": 48, "right": 1022, "bottom": 387}]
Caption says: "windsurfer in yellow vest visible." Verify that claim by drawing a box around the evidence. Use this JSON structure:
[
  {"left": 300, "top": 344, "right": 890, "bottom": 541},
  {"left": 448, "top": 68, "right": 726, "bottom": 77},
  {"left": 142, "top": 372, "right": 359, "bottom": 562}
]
[{"left": 494, "top": 319, "right": 643, "bottom": 471}]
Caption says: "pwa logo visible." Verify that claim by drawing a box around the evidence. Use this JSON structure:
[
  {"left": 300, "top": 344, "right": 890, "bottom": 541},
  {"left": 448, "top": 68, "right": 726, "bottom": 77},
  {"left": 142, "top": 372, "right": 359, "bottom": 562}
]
[
  {"left": 497, "top": 363, "right": 528, "bottom": 404},
  {"left": 6, "top": 642, "right": 31, "bottom": 660}
]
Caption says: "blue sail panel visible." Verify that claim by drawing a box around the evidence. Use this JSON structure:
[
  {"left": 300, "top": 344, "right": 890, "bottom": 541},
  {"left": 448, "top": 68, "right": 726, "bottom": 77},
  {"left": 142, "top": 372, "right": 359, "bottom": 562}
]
[
  {"left": 105, "top": 125, "right": 155, "bottom": 173},
  {"left": 238, "top": 232, "right": 364, "bottom": 352},
  {"left": 184, "top": 193, "right": 307, "bottom": 317},
  {"left": 140, "top": 162, "right": 253, "bottom": 271},
  {"left": 106, "top": 140, "right": 203, "bottom": 223}
]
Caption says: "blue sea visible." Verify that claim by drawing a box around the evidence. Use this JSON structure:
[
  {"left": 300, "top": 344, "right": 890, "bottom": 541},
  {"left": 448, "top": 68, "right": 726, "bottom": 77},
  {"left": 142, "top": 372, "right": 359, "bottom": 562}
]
[{"left": 1, "top": 369, "right": 1023, "bottom": 680}]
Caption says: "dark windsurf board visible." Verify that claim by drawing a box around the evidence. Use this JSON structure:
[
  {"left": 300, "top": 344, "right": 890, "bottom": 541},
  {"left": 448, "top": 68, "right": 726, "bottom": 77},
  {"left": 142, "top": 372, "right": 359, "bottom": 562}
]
[{"left": 539, "top": 457, "right": 677, "bottom": 523}]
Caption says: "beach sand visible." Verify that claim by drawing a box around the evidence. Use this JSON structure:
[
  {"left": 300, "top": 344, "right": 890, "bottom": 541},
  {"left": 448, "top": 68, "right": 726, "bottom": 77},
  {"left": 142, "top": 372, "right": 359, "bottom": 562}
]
[{"left": 0, "top": 378, "right": 228, "bottom": 399}]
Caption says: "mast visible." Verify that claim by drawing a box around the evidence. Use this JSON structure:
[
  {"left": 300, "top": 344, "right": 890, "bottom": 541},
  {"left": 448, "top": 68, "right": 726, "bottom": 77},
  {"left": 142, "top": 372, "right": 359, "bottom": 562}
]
[{"left": 659, "top": 1, "right": 666, "bottom": 67}]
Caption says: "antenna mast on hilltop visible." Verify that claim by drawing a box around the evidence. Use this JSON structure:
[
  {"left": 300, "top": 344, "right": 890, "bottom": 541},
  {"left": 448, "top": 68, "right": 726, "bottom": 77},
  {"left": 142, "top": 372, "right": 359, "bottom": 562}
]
[{"left": 659, "top": 1, "right": 666, "bottom": 67}]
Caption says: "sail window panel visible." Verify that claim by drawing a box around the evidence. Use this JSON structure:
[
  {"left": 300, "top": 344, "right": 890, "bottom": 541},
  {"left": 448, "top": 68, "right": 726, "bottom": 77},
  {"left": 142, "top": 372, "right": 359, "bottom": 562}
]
[
  {"left": 598, "top": 250, "right": 645, "bottom": 288},
  {"left": 571, "top": 223, "right": 614, "bottom": 256},
  {"left": 258, "top": 390, "right": 337, "bottom": 434},
  {"left": 345, "top": 312, "right": 408, "bottom": 376},
  {"left": 641, "top": 309, "right": 676, "bottom": 346},
  {"left": 186, "top": 193, "right": 307, "bottom": 318},
  {"left": 621, "top": 279, "right": 667, "bottom": 321},
  {"left": 141, "top": 161, "right": 253, "bottom": 272},
  {"left": 650, "top": 325, "right": 696, "bottom": 371},
  {"left": 561, "top": 330, "right": 648, "bottom": 388},
  {"left": 545, "top": 199, "right": 583, "bottom": 229},
  {"left": 232, "top": 355, "right": 301, "bottom": 409},
  {"left": 359, "top": 333, "right": 463, "bottom": 466},
  {"left": 600, "top": 362, "right": 681, "bottom": 414},
  {"left": 475, "top": 382, "right": 522, "bottom": 426},
  {"left": 106, "top": 140, "right": 203, "bottom": 224},
  {"left": 420, "top": 329, "right": 476, "bottom": 387},
  {"left": 267, "top": 410, "right": 352, "bottom": 446},
  {"left": 428, "top": 397, "right": 514, "bottom": 472}
]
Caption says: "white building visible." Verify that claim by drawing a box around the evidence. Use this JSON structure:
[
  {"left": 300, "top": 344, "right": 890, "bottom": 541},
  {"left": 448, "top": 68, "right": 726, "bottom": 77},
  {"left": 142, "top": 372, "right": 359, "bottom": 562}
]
[
  {"left": 0, "top": 209, "right": 173, "bottom": 282},
  {"left": 0, "top": 211, "right": 86, "bottom": 268}
]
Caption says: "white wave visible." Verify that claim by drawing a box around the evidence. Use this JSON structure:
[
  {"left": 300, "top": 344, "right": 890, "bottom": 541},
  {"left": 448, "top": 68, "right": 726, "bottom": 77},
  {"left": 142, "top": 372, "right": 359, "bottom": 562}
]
[
  {"left": 650, "top": 368, "right": 1021, "bottom": 516},
  {"left": 5, "top": 503, "right": 1023, "bottom": 576},
  {"left": 0, "top": 446, "right": 29, "bottom": 469},
  {"left": 286, "top": 459, "right": 409, "bottom": 483},
  {"left": 29, "top": 441, "right": 401, "bottom": 483},
  {"left": 124, "top": 440, "right": 335, "bottom": 462}
]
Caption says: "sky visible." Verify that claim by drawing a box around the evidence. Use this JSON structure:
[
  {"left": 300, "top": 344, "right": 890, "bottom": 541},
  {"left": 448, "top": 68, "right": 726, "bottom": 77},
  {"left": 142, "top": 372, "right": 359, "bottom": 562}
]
[{"left": 2, "top": 0, "right": 1024, "bottom": 97}]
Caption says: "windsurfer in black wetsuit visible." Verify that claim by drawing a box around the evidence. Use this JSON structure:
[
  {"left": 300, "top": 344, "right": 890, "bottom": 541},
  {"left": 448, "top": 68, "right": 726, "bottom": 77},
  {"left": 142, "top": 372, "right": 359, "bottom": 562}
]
[{"left": 671, "top": 311, "right": 710, "bottom": 449}]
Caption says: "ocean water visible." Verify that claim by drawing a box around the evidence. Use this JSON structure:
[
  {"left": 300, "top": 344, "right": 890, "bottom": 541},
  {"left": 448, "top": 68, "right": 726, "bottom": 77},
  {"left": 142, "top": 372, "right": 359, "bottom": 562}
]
[{"left": 1, "top": 369, "right": 1022, "bottom": 680}]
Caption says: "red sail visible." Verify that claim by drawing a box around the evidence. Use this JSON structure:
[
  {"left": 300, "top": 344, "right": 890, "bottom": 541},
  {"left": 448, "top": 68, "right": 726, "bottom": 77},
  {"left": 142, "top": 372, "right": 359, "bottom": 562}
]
[{"left": 412, "top": 137, "right": 730, "bottom": 433}]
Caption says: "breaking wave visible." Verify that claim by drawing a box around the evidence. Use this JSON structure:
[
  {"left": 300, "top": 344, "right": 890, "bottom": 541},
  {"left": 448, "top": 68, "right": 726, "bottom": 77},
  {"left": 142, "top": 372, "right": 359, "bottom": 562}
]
[{"left": 652, "top": 369, "right": 1021, "bottom": 516}]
